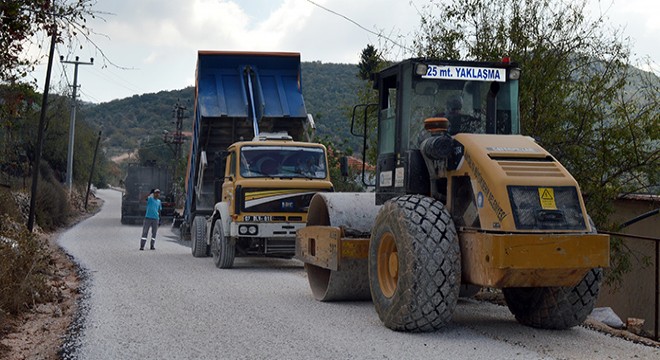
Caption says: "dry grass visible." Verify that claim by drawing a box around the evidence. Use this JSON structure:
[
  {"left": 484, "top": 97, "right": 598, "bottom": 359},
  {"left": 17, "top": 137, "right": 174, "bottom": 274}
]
[
  {"left": 0, "top": 214, "right": 55, "bottom": 319},
  {"left": 0, "top": 162, "right": 73, "bottom": 322},
  {"left": 34, "top": 163, "right": 71, "bottom": 231}
]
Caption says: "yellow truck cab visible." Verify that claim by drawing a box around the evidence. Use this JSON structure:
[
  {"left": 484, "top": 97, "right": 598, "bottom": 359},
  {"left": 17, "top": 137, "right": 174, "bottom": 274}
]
[{"left": 210, "top": 134, "right": 332, "bottom": 267}]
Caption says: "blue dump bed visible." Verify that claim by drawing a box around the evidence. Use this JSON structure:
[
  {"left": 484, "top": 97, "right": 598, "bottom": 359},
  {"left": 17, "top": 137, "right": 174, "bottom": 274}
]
[
  {"left": 196, "top": 51, "right": 308, "bottom": 122},
  {"left": 185, "top": 51, "right": 311, "bottom": 217}
]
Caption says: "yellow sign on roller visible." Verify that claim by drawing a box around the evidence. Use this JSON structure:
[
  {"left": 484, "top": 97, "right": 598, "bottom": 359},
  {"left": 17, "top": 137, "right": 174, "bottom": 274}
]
[{"left": 538, "top": 188, "right": 557, "bottom": 209}]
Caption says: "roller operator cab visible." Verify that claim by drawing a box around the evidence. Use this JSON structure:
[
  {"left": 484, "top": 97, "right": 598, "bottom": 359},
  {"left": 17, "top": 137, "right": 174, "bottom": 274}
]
[{"left": 296, "top": 58, "right": 610, "bottom": 332}]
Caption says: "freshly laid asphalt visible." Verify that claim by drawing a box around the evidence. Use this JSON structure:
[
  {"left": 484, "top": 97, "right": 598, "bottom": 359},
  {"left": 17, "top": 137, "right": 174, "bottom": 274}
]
[{"left": 57, "top": 189, "right": 659, "bottom": 359}]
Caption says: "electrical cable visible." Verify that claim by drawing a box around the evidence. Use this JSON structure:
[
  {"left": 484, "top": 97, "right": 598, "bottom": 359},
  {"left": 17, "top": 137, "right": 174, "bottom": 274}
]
[{"left": 304, "top": 0, "right": 413, "bottom": 53}]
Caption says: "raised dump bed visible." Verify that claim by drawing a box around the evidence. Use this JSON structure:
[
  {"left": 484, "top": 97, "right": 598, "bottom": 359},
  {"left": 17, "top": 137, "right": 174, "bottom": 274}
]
[{"left": 184, "top": 51, "right": 314, "bottom": 219}]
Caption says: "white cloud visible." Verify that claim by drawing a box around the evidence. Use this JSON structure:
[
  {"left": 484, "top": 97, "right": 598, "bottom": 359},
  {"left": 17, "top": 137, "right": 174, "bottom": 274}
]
[
  {"left": 26, "top": 0, "right": 659, "bottom": 103},
  {"left": 143, "top": 52, "right": 159, "bottom": 64}
]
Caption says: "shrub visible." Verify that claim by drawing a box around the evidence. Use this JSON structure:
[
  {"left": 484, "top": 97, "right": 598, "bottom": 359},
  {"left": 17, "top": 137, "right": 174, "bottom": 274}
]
[
  {"left": 34, "top": 162, "right": 71, "bottom": 231},
  {"left": 0, "top": 188, "right": 20, "bottom": 223},
  {"left": 0, "top": 214, "right": 54, "bottom": 319}
]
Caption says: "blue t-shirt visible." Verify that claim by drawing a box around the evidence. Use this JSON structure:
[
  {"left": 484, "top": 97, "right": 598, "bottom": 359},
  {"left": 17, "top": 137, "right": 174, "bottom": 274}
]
[{"left": 145, "top": 195, "right": 162, "bottom": 220}]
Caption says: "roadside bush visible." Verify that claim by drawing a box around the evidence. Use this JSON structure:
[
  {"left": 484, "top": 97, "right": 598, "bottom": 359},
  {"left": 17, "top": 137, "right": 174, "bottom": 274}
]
[
  {"left": 0, "top": 214, "right": 54, "bottom": 320},
  {"left": 34, "top": 162, "right": 71, "bottom": 231},
  {"left": 0, "top": 188, "right": 20, "bottom": 223}
]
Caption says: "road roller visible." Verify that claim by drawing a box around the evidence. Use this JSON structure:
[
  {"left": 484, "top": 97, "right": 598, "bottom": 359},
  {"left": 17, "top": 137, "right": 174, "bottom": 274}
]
[{"left": 295, "top": 58, "right": 610, "bottom": 332}]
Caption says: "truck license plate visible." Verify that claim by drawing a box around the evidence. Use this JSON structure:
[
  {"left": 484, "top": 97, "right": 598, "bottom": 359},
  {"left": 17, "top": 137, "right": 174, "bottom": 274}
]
[{"left": 244, "top": 215, "right": 271, "bottom": 222}]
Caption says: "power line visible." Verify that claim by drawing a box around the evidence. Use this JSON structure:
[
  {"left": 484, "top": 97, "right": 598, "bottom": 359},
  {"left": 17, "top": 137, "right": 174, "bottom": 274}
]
[
  {"left": 78, "top": 88, "right": 102, "bottom": 104},
  {"left": 89, "top": 66, "right": 142, "bottom": 93},
  {"left": 304, "top": 0, "right": 413, "bottom": 53}
]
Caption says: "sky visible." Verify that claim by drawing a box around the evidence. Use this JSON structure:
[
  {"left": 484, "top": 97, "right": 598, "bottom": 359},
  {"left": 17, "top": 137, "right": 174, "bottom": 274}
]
[{"left": 27, "top": 0, "right": 660, "bottom": 104}]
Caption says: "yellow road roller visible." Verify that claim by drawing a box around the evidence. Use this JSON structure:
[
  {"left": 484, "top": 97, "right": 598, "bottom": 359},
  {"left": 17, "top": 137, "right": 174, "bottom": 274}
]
[{"left": 296, "top": 58, "right": 610, "bottom": 332}]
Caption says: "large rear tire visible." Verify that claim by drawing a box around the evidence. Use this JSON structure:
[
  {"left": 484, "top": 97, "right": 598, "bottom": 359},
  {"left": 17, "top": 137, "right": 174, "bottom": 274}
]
[
  {"left": 503, "top": 268, "right": 602, "bottom": 329},
  {"left": 368, "top": 195, "right": 461, "bottom": 332},
  {"left": 503, "top": 215, "right": 603, "bottom": 330},
  {"left": 191, "top": 216, "right": 209, "bottom": 258},
  {"left": 211, "top": 220, "right": 235, "bottom": 269}
]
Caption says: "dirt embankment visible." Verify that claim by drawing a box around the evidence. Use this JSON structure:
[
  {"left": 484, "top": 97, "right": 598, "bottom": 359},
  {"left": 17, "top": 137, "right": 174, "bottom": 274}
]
[{"left": 0, "top": 195, "right": 102, "bottom": 360}]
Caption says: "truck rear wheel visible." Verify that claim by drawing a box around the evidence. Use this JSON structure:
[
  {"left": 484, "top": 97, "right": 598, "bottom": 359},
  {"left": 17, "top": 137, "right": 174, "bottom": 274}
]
[
  {"left": 191, "top": 216, "right": 209, "bottom": 257},
  {"left": 179, "top": 222, "right": 191, "bottom": 241},
  {"left": 211, "top": 220, "right": 235, "bottom": 269},
  {"left": 368, "top": 195, "right": 461, "bottom": 332},
  {"left": 503, "top": 268, "right": 602, "bottom": 329}
]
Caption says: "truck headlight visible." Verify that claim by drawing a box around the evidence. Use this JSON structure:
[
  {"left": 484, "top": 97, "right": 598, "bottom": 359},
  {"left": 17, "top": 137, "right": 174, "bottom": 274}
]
[
  {"left": 248, "top": 225, "right": 258, "bottom": 235},
  {"left": 239, "top": 225, "right": 248, "bottom": 235}
]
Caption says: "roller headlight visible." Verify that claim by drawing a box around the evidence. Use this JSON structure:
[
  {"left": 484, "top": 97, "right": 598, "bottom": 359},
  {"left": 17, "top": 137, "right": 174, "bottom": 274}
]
[{"left": 415, "top": 63, "right": 428, "bottom": 76}]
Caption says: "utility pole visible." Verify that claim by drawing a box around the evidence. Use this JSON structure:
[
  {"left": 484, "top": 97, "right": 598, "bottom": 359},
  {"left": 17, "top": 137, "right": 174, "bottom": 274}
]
[
  {"left": 84, "top": 130, "right": 102, "bottom": 210},
  {"left": 164, "top": 101, "right": 187, "bottom": 160},
  {"left": 28, "top": 23, "right": 57, "bottom": 232},
  {"left": 163, "top": 101, "right": 187, "bottom": 208},
  {"left": 60, "top": 55, "right": 93, "bottom": 192}
]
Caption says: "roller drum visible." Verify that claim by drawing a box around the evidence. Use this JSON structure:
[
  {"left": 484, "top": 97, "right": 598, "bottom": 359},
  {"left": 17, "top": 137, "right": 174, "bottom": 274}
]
[{"left": 304, "top": 193, "right": 380, "bottom": 301}]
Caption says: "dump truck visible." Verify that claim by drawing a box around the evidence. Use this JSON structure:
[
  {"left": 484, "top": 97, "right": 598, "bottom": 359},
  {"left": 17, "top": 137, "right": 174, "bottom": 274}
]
[
  {"left": 296, "top": 58, "right": 610, "bottom": 332},
  {"left": 121, "top": 163, "right": 176, "bottom": 224},
  {"left": 181, "top": 51, "right": 333, "bottom": 268}
]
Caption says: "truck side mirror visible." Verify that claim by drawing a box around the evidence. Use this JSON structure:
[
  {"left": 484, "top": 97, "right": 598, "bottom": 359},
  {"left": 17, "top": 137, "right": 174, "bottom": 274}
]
[{"left": 339, "top": 156, "right": 349, "bottom": 177}]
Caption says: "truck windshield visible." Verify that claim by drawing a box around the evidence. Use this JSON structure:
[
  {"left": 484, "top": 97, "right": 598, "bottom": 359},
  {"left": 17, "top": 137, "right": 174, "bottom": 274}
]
[
  {"left": 240, "top": 146, "right": 327, "bottom": 179},
  {"left": 407, "top": 77, "right": 520, "bottom": 149}
]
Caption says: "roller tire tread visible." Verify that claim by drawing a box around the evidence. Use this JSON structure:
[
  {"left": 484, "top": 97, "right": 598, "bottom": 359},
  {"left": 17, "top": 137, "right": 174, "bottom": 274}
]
[
  {"left": 369, "top": 194, "right": 461, "bottom": 332},
  {"left": 503, "top": 268, "right": 603, "bottom": 330}
]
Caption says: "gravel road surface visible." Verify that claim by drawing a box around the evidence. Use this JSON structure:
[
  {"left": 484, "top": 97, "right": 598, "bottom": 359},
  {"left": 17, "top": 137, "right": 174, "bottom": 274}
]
[{"left": 57, "top": 189, "right": 659, "bottom": 359}]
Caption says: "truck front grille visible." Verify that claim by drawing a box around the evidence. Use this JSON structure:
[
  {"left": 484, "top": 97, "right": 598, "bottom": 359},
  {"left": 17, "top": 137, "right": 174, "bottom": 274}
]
[{"left": 265, "top": 239, "right": 295, "bottom": 254}]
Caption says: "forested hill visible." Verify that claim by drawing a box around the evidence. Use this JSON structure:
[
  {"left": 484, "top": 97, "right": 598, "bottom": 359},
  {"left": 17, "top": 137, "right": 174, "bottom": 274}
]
[{"left": 80, "top": 62, "right": 362, "bottom": 157}]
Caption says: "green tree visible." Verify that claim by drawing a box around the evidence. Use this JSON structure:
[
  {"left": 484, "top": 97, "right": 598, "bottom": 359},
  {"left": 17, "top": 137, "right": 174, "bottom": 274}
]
[
  {"left": 353, "top": 45, "right": 388, "bottom": 165},
  {"left": 137, "top": 135, "right": 172, "bottom": 167},
  {"left": 0, "top": 83, "right": 39, "bottom": 173},
  {"left": 358, "top": 44, "right": 382, "bottom": 81},
  {"left": 316, "top": 135, "right": 363, "bottom": 192},
  {"left": 412, "top": 0, "right": 659, "bottom": 285}
]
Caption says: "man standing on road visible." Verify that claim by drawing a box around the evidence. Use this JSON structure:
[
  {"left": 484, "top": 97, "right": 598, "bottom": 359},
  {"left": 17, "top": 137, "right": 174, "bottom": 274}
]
[{"left": 140, "top": 188, "right": 162, "bottom": 250}]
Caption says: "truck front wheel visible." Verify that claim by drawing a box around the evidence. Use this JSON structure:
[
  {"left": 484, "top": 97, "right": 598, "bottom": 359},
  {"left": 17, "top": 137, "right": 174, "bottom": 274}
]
[
  {"left": 368, "top": 195, "right": 461, "bottom": 332},
  {"left": 191, "top": 216, "right": 209, "bottom": 257},
  {"left": 211, "top": 220, "right": 235, "bottom": 269}
]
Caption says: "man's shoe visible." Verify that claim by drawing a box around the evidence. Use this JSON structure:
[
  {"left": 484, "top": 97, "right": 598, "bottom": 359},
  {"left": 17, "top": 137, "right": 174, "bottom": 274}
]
[{"left": 139, "top": 247, "right": 144, "bottom": 251}]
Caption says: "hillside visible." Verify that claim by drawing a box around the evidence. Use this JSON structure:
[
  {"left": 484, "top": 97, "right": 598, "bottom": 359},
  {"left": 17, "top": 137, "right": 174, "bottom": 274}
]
[{"left": 80, "top": 62, "right": 363, "bottom": 157}]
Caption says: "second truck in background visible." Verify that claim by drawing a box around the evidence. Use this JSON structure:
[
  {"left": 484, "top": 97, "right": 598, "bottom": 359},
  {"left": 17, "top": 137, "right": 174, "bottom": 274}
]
[{"left": 121, "top": 163, "right": 176, "bottom": 224}]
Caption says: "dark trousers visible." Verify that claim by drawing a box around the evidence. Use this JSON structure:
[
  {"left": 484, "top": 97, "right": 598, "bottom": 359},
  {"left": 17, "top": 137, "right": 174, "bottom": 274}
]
[{"left": 141, "top": 218, "right": 159, "bottom": 240}]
